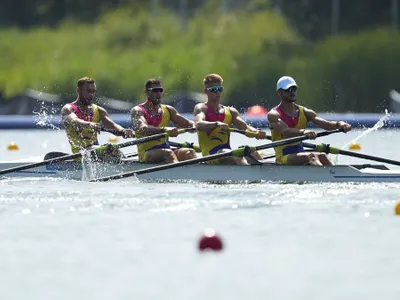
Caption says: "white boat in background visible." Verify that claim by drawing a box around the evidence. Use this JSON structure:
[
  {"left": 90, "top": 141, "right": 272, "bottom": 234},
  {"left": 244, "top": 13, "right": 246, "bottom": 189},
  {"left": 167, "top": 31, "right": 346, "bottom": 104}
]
[{"left": 1, "top": 159, "right": 400, "bottom": 183}]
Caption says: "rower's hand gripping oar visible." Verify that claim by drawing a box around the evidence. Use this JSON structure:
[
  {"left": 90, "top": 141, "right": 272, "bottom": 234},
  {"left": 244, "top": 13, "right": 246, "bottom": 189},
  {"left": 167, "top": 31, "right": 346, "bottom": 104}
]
[
  {"left": 0, "top": 128, "right": 192, "bottom": 176},
  {"left": 229, "top": 128, "right": 270, "bottom": 139},
  {"left": 102, "top": 128, "right": 201, "bottom": 153},
  {"left": 91, "top": 129, "right": 341, "bottom": 182},
  {"left": 303, "top": 142, "right": 400, "bottom": 167},
  {"left": 100, "top": 128, "right": 131, "bottom": 138},
  {"left": 169, "top": 141, "right": 201, "bottom": 152}
]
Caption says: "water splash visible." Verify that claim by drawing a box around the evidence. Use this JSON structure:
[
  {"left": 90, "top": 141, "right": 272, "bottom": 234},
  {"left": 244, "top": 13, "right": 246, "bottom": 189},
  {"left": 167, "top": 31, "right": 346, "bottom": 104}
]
[
  {"left": 334, "top": 110, "right": 391, "bottom": 164},
  {"left": 80, "top": 150, "right": 98, "bottom": 181},
  {"left": 33, "top": 100, "right": 62, "bottom": 130}
]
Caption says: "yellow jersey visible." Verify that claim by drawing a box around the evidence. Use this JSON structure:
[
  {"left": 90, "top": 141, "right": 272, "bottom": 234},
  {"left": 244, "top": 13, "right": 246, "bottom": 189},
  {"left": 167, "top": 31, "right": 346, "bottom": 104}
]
[
  {"left": 65, "top": 103, "right": 100, "bottom": 154},
  {"left": 197, "top": 105, "right": 232, "bottom": 164},
  {"left": 270, "top": 105, "right": 308, "bottom": 164},
  {"left": 135, "top": 104, "right": 171, "bottom": 162}
]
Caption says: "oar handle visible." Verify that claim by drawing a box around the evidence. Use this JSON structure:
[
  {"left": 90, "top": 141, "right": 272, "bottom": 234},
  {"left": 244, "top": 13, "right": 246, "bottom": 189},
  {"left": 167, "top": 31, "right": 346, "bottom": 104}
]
[
  {"left": 229, "top": 128, "right": 271, "bottom": 139},
  {"left": 110, "top": 128, "right": 192, "bottom": 150},
  {"left": 101, "top": 128, "right": 130, "bottom": 137},
  {"left": 102, "top": 127, "right": 194, "bottom": 138},
  {"left": 168, "top": 141, "right": 202, "bottom": 152}
]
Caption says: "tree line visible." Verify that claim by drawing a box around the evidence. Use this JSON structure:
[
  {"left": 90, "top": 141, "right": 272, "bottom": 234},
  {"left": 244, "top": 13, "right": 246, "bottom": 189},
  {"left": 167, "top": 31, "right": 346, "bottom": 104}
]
[{"left": 0, "top": 0, "right": 397, "bottom": 40}]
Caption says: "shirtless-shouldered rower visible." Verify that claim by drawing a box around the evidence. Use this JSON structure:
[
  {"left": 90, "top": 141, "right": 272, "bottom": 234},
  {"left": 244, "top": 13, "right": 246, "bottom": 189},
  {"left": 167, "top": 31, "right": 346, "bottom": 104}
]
[
  {"left": 267, "top": 76, "right": 351, "bottom": 166},
  {"left": 131, "top": 78, "right": 197, "bottom": 164},
  {"left": 194, "top": 73, "right": 268, "bottom": 165}
]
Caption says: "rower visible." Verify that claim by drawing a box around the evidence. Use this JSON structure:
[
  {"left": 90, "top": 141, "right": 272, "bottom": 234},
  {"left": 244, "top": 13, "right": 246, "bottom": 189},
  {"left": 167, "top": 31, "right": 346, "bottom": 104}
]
[
  {"left": 61, "top": 77, "right": 134, "bottom": 162},
  {"left": 267, "top": 76, "right": 352, "bottom": 166},
  {"left": 131, "top": 78, "right": 197, "bottom": 164},
  {"left": 193, "top": 73, "right": 268, "bottom": 165}
]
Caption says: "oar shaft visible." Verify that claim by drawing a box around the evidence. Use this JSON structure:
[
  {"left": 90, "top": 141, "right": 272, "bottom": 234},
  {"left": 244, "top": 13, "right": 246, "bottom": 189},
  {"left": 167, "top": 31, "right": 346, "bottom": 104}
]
[
  {"left": 101, "top": 128, "right": 127, "bottom": 136},
  {"left": 338, "top": 149, "right": 400, "bottom": 166},
  {"left": 254, "top": 130, "right": 340, "bottom": 152},
  {"left": 0, "top": 153, "right": 82, "bottom": 175},
  {"left": 304, "top": 142, "right": 400, "bottom": 167}
]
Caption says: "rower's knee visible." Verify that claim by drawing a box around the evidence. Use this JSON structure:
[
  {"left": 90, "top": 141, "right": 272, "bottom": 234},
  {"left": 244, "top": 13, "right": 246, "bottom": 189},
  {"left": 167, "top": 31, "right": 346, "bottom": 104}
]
[
  {"left": 306, "top": 152, "right": 320, "bottom": 164},
  {"left": 182, "top": 148, "right": 197, "bottom": 160},
  {"left": 318, "top": 153, "right": 334, "bottom": 166},
  {"left": 175, "top": 148, "right": 197, "bottom": 161},
  {"left": 164, "top": 149, "right": 178, "bottom": 163}
]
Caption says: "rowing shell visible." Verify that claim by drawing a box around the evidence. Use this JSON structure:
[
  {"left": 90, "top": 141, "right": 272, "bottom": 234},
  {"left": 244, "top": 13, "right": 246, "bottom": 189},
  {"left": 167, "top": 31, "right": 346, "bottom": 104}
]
[{"left": 1, "top": 159, "right": 400, "bottom": 183}]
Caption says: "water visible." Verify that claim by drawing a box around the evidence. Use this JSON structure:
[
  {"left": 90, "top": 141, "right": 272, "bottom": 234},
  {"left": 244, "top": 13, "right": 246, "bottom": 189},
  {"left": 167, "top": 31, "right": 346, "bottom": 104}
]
[
  {"left": 1, "top": 129, "right": 400, "bottom": 300},
  {"left": 335, "top": 110, "right": 391, "bottom": 164}
]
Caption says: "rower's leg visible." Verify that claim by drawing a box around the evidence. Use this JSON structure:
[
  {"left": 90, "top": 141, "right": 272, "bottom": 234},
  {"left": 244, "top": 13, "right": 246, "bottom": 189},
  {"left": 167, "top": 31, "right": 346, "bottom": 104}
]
[
  {"left": 145, "top": 149, "right": 179, "bottom": 164},
  {"left": 287, "top": 152, "right": 323, "bottom": 166},
  {"left": 215, "top": 149, "right": 250, "bottom": 166},
  {"left": 318, "top": 153, "right": 334, "bottom": 166},
  {"left": 250, "top": 151, "right": 263, "bottom": 160},
  {"left": 89, "top": 146, "right": 123, "bottom": 163},
  {"left": 233, "top": 157, "right": 250, "bottom": 166},
  {"left": 174, "top": 148, "right": 197, "bottom": 161}
]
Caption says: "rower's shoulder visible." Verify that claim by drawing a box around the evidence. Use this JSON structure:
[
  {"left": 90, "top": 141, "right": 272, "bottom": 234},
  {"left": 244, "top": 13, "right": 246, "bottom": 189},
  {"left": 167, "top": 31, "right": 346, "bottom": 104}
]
[
  {"left": 131, "top": 104, "right": 144, "bottom": 115},
  {"left": 61, "top": 102, "right": 74, "bottom": 113},
  {"left": 194, "top": 102, "right": 206, "bottom": 109},
  {"left": 267, "top": 107, "right": 279, "bottom": 116},
  {"left": 193, "top": 102, "right": 207, "bottom": 113},
  {"left": 94, "top": 104, "right": 108, "bottom": 114}
]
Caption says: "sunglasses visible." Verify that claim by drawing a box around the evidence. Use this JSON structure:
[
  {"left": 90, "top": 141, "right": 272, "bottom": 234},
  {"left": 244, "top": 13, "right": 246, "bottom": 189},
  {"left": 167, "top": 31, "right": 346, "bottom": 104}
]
[
  {"left": 148, "top": 87, "right": 164, "bottom": 93},
  {"left": 282, "top": 86, "right": 298, "bottom": 93},
  {"left": 206, "top": 86, "right": 224, "bottom": 93}
]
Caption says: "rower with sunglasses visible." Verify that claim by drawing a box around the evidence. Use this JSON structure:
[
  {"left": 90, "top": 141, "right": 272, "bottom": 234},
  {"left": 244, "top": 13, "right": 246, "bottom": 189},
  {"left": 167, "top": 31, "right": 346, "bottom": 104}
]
[
  {"left": 194, "top": 73, "right": 268, "bottom": 166},
  {"left": 268, "top": 76, "right": 352, "bottom": 166},
  {"left": 131, "top": 78, "right": 197, "bottom": 164}
]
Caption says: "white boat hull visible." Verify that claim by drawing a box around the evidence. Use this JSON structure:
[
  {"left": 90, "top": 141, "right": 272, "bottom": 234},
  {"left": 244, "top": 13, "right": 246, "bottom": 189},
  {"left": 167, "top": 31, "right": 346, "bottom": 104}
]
[{"left": 1, "top": 160, "right": 400, "bottom": 183}]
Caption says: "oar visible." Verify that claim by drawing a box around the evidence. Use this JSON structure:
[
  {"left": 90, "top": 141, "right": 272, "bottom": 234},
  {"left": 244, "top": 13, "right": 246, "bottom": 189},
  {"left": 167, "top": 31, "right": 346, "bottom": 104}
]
[
  {"left": 0, "top": 128, "right": 192, "bottom": 176},
  {"left": 303, "top": 142, "right": 400, "bottom": 167},
  {"left": 169, "top": 141, "right": 201, "bottom": 152},
  {"left": 124, "top": 141, "right": 201, "bottom": 158},
  {"left": 229, "top": 128, "right": 272, "bottom": 138},
  {"left": 101, "top": 128, "right": 126, "bottom": 136},
  {"left": 91, "top": 129, "right": 341, "bottom": 182}
]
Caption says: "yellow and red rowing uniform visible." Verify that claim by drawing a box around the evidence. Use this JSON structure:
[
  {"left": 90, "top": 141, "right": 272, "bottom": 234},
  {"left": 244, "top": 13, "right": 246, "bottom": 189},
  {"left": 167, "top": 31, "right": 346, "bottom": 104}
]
[
  {"left": 135, "top": 104, "right": 171, "bottom": 162},
  {"left": 270, "top": 105, "right": 308, "bottom": 164},
  {"left": 197, "top": 105, "right": 232, "bottom": 164},
  {"left": 65, "top": 103, "right": 100, "bottom": 154}
]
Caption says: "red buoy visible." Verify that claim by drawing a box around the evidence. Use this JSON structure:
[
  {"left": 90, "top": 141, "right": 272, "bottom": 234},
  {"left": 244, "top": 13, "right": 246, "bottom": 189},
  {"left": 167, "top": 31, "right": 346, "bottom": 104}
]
[
  {"left": 198, "top": 228, "right": 223, "bottom": 252},
  {"left": 246, "top": 105, "right": 267, "bottom": 116}
]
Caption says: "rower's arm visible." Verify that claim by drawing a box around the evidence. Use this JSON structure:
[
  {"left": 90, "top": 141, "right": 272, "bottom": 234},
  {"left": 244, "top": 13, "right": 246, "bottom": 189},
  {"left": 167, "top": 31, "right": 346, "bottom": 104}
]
[
  {"left": 61, "top": 104, "right": 92, "bottom": 129},
  {"left": 305, "top": 108, "right": 344, "bottom": 130},
  {"left": 230, "top": 107, "right": 258, "bottom": 131},
  {"left": 267, "top": 110, "right": 304, "bottom": 138},
  {"left": 131, "top": 106, "right": 164, "bottom": 136},
  {"left": 194, "top": 103, "right": 219, "bottom": 131},
  {"left": 167, "top": 105, "right": 194, "bottom": 129},
  {"left": 98, "top": 106, "right": 125, "bottom": 131}
]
